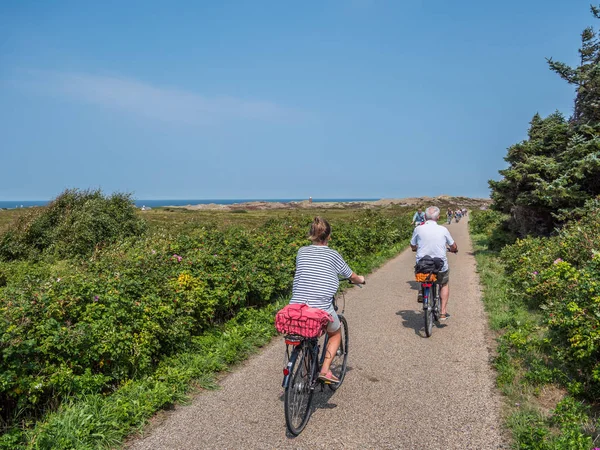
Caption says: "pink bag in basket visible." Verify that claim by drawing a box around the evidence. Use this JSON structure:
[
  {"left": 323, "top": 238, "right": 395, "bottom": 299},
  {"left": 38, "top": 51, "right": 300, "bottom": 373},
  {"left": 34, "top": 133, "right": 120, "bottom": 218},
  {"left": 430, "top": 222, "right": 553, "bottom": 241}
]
[{"left": 275, "top": 303, "right": 333, "bottom": 338}]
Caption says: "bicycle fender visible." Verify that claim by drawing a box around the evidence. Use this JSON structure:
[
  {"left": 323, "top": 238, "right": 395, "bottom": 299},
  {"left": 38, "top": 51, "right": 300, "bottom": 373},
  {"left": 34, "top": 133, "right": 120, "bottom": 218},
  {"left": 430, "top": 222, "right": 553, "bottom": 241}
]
[{"left": 282, "top": 348, "right": 300, "bottom": 389}]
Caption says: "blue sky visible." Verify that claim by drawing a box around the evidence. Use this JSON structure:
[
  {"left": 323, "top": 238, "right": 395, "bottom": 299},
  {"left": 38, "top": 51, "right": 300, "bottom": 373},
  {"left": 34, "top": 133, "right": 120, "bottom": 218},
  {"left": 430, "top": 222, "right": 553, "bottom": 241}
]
[{"left": 0, "top": 0, "right": 594, "bottom": 200}]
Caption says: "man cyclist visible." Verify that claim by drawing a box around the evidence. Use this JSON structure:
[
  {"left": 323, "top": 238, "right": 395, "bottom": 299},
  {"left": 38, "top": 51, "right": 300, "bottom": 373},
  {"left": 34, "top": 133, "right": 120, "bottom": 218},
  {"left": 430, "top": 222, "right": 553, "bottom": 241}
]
[
  {"left": 412, "top": 208, "right": 425, "bottom": 227},
  {"left": 410, "top": 206, "right": 458, "bottom": 320}
]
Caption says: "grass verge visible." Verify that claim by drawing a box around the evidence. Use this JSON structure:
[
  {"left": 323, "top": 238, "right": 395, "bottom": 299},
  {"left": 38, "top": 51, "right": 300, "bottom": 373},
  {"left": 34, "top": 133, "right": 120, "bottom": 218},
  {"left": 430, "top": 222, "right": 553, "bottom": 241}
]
[
  {"left": 11, "top": 239, "right": 409, "bottom": 449},
  {"left": 470, "top": 231, "right": 598, "bottom": 449}
]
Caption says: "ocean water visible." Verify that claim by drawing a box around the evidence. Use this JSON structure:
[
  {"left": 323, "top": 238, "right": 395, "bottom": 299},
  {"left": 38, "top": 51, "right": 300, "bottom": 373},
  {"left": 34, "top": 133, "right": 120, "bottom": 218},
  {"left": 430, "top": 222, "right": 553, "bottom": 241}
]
[{"left": 0, "top": 198, "right": 380, "bottom": 210}]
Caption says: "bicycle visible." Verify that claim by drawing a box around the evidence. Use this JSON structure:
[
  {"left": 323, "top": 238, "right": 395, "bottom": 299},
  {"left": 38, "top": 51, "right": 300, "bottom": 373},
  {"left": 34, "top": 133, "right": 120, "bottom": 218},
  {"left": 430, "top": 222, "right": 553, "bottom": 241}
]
[
  {"left": 416, "top": 272, "right": 440, "bottom": 337},
  {"left": 281, "top": 279, "right": 360, "bottom": 435},
  {"left": 414, "top": 247, "right": 457, "bottom": 337}
]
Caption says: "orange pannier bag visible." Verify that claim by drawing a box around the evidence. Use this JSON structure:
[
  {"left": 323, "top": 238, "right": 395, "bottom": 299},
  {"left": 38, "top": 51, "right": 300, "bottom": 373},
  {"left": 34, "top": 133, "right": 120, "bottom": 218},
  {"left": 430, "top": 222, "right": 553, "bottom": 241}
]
[
  {"left": 415, "top": 273, "right": 437, "bottom": 282},
  {"left": 275, "top": 303, "right": 333, "bottom": 338}
]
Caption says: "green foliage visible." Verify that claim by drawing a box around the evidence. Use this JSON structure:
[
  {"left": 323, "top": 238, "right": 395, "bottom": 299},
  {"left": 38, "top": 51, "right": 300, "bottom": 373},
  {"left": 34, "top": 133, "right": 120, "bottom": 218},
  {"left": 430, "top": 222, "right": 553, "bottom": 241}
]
[
  {"left": 0, "top": 189, "right": 147, "bottom": 261},
  {"left": 469, "top": 209, "right": 505, "bottom": 235},
  {"left": 498, "top": 202, "right": 600, "bottom": 397},
  {"left": 470, "top": 203, "right": 600, "bottom": 448},
  {"left": 469, "top": 210, "right": 517, "bottom": 251},
  {"left": 13, "top": 301, "right": 283, "bottom": 450},
  {"left": 490, "top": 6, "right": 600, "bottom": 236},
  {"left": 0, "top": 208, "right": 411, "bottom": 447},
  {"left": 509, "top": 398, "right": 593, "bottom": 450}
]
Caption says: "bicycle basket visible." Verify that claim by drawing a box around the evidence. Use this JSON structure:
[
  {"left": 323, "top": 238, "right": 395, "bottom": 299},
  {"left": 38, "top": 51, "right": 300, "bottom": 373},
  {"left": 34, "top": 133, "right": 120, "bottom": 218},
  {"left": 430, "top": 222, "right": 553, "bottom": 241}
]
[
  {"left": 275, "top": 303, "right": 332, "bottom": 338},
  {"left": 415, "top": 272, "right": 437, "bottom": 282}
]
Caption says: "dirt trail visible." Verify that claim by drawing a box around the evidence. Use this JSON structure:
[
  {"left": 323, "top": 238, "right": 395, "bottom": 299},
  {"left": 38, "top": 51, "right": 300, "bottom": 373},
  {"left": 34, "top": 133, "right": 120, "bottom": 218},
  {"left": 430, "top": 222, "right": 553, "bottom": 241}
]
[{"left": 127, "top": 218, "right": 505, "bottom": 449}]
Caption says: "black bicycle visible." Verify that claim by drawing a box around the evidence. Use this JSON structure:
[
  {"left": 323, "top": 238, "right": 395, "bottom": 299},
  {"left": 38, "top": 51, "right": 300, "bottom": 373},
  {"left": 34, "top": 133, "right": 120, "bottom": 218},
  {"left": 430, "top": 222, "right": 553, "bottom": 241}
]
[
  {"left": 417, "top": 272, "right": 441, "bottom": 337},
  {"left": 416, "top": 248, "right": 457, "bottom": 337},
  {"left": 281, "top": 280, "right": 360, "bottom": 435}
]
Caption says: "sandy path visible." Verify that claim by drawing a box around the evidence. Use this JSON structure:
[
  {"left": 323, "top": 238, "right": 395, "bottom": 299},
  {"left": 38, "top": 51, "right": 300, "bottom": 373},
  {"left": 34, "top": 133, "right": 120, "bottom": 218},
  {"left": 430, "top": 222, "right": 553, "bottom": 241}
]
[{"left": 127, "top": 218, "right": 505, "bottom": 449}]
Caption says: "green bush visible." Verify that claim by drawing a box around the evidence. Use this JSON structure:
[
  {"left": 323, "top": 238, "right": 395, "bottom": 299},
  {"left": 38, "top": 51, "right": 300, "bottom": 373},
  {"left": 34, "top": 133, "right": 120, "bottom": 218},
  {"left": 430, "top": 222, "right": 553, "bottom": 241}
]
[
  {"left": 0, "top": 209, "right": 410, "bottom": 439},
  {"left": 469, "top": 209, "right": 505, "bottom": 234},
  {"left": 509, "top": 398, "right": 593, "bottom": 450},
  {"left": 471, "top": 209, "right": 598, "bottom": 447},
  {"left": 0, "top": 189, "right": 147, "bottom": 261},
  {"left": 469, "top": 210, "right": 516, "bottom": 251},
  {"left": 498, "top": 201, "right": 600, "bottom": 398}
]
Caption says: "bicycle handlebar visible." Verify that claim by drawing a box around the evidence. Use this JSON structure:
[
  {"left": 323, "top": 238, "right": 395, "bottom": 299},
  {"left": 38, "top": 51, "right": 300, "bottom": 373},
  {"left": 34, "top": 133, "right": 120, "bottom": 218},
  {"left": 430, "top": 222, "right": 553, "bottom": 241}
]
[{"left": 341, "top": 277, "right": 365, "bottom": 288}]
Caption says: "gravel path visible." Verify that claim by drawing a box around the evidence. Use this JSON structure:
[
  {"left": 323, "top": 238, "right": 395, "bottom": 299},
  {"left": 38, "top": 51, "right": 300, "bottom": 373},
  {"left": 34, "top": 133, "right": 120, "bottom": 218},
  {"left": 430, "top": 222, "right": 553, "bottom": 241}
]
[{"left": 127, "top": 218, "right": 505, "bottom": 449}]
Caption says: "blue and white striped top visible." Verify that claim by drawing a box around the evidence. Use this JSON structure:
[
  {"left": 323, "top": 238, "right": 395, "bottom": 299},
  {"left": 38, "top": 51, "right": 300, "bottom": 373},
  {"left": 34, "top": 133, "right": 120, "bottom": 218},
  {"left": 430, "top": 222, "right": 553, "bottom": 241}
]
[{"left": 290, "top": 245, "right": 353, "bottom": 309}]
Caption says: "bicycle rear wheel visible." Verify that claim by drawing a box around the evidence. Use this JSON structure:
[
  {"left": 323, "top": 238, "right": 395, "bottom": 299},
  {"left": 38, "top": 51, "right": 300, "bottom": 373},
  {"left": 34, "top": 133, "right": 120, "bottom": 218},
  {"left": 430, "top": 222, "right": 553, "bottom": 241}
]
[
  {"left": 432, "top": 285, "right": 440, "bottom": 322},
  {"left": 423, "top": 286, "right": 434, "bottom": 337},
  {"left": 284, "top": 343, "right": 315, "bottom": 435},
  {"left": 328, "top": 315, "right": 349, "bottom": 391}
]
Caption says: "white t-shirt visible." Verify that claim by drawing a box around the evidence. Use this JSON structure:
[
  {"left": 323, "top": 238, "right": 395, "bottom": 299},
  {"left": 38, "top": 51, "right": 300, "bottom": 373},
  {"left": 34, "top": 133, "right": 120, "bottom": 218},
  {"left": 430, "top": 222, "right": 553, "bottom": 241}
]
[{"left": 410, "top": 220, "right": 455, "bottom": 272}]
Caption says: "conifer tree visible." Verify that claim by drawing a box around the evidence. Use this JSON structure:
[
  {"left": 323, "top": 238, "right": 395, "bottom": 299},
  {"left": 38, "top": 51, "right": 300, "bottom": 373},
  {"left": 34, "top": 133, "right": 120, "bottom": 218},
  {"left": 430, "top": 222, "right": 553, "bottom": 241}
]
[{"left": 489, "top": 4, "right": 600, "bottom": 236}]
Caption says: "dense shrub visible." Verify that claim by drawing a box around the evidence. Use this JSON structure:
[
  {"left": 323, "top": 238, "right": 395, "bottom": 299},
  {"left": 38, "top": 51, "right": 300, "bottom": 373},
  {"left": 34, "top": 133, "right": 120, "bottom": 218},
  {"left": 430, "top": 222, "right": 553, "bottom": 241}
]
[
  {"left": 0, "top": 189, "right": 147, "bottom": 261},
  {"left": 469, "top": 209, "right": 506, "bottom": 235},
  {"left": 498, "top": 200, "right": 600, "bottom": 397},
  {"left": 468, "top": 209, "right": 516, "bottom": 251},
  {"left": 0, "top": 210, "right": 410, "bottom": 432}
]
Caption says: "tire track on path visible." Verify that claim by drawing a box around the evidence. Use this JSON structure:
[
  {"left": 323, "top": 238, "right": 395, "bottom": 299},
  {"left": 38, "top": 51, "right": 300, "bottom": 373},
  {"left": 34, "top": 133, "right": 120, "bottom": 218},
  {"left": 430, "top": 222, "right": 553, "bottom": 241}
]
[{"left": 127, "top": 218, "right": 505, "bottom": 449}]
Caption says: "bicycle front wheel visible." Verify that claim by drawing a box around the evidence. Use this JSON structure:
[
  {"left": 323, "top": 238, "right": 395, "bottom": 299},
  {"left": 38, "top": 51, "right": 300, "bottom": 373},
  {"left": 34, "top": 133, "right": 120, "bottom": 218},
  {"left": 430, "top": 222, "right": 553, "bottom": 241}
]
[
  {"left": 328, "top": 315, "right": 349, "bottom": 391},
  {"left": 284, "top": 344, "right": 314, "bottom": 435}
]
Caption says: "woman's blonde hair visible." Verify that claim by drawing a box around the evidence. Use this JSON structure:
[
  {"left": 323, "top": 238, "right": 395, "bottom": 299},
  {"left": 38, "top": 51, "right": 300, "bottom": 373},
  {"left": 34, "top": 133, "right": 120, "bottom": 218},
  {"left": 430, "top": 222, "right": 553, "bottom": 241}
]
[{"left": 308, "top": 216, "right": 331, "bottom": 243}]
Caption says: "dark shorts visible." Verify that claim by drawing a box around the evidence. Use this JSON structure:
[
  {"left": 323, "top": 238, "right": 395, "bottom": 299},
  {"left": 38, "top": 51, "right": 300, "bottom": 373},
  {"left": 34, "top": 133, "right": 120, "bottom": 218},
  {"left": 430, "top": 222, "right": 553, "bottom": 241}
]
[{"left": 436, "top": 269, "right": 450, "bottom": 285}]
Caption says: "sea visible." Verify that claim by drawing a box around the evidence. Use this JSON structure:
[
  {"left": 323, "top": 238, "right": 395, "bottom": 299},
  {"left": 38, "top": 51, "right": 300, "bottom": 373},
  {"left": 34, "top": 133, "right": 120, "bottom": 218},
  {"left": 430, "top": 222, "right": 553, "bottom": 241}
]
[{"left": 0, "top": 198, "right": 380, "bottom": 210}]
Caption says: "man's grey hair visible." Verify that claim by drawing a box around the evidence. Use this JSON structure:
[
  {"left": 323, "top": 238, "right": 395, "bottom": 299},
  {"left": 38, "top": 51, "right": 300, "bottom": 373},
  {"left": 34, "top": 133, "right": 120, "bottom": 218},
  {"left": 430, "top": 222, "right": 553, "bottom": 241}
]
[{"left": 425, "top": 206, "right": 440, "bottom": 221}]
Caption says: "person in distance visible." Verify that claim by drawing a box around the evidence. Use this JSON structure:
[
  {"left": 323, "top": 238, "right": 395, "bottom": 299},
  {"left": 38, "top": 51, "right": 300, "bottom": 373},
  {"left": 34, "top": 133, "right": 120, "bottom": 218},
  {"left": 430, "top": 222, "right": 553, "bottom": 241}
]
[
  {"left": 412, "top": 208, "right": 426, "bottom": 227},
  {"left": 289, "top": 217, "right": 365, "bottom": 383}
]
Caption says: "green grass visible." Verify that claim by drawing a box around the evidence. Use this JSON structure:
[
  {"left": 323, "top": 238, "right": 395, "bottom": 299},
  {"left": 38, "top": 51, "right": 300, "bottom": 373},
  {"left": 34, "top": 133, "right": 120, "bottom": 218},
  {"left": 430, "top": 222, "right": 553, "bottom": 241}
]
[{"left": 470, "top": 230, "right": 597, "bottom": 449}]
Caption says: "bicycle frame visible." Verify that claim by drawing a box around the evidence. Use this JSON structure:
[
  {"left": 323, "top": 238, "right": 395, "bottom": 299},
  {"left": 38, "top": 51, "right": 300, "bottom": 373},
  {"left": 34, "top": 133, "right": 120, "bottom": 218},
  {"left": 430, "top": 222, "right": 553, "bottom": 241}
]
[{"left": 421, "top": 282, "right": 437, "bottom": 305}]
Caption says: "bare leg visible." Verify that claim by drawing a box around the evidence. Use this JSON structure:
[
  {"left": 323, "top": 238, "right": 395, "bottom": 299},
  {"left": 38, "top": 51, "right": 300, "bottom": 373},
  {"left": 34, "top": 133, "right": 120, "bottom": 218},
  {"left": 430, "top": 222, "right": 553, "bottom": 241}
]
[
  {"left": 320, "top": 329, "right": 341, "bottom": 375},
  {"left": 440, "top": 283, "right": 450, "bottom": 315}
]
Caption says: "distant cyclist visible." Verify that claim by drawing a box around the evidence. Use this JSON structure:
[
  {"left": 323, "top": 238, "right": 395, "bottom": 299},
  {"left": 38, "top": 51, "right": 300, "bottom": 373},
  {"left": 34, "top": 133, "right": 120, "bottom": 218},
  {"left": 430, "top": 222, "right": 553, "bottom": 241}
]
[
  {"left": 412, "top": 208, "right": 426, "bottom": 227},
  {"left": 446, "top": 208, "right": 453, "bottom": 225},
  {"left": 289, "top": 217, "right": 365, "bottom": 383},
  {"left": 454, "top": 210, "right": 462, "bottom": 223},
  {"left": 410, "top": 206, "right": 458, "bottom": 320}
]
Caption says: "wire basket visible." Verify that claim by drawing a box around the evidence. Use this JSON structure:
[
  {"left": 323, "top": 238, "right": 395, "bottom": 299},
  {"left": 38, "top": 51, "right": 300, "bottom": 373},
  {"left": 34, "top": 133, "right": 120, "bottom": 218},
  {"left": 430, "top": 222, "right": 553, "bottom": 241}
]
[{"left": 275, "top": 304, "right": 332, "bottom": 338}]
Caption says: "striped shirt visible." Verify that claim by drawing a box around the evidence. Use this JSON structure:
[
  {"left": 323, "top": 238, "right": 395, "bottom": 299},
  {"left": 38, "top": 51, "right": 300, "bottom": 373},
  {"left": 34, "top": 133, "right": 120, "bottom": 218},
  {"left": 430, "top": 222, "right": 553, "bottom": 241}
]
[{"left": 290, "top": 245, "right": 353, "bottom": 309}]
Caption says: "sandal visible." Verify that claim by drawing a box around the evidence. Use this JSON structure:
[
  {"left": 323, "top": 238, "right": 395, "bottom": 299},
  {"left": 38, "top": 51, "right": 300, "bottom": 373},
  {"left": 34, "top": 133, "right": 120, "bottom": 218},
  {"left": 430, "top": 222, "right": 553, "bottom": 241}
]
[
  {"left": 318, "top": 371, "right": 340, "bottom": 384},
  {"left": 439, "top": 313, "right": 451, "bottom": 321}
]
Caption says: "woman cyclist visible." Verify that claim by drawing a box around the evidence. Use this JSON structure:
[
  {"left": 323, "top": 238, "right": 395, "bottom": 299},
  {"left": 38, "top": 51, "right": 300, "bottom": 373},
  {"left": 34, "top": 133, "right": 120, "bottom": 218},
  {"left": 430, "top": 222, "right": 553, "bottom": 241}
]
[{"left": 289, "top": 217, "right": 365, "bottom": 383}]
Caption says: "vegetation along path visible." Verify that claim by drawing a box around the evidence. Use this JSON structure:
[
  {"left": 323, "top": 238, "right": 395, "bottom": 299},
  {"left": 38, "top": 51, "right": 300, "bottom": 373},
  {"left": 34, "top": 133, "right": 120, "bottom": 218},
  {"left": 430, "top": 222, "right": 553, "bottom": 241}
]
[{"left": 128, "top": 218, "right": 505, "bottom": 449}]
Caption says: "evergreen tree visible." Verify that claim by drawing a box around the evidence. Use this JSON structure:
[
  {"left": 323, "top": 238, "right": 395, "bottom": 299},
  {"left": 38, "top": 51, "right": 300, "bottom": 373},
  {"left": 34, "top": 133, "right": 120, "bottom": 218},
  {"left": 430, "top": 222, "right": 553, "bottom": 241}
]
[{"left": 489, "top": 4, "right": 600, "bottom": 236}]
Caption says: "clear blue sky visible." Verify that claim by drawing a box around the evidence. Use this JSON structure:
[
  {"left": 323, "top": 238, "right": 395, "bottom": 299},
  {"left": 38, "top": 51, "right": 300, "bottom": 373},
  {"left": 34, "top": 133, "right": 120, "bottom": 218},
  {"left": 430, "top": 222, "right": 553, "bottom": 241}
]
[{"left": 0, "top": 0, "right": 594, "bottom": 200}]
